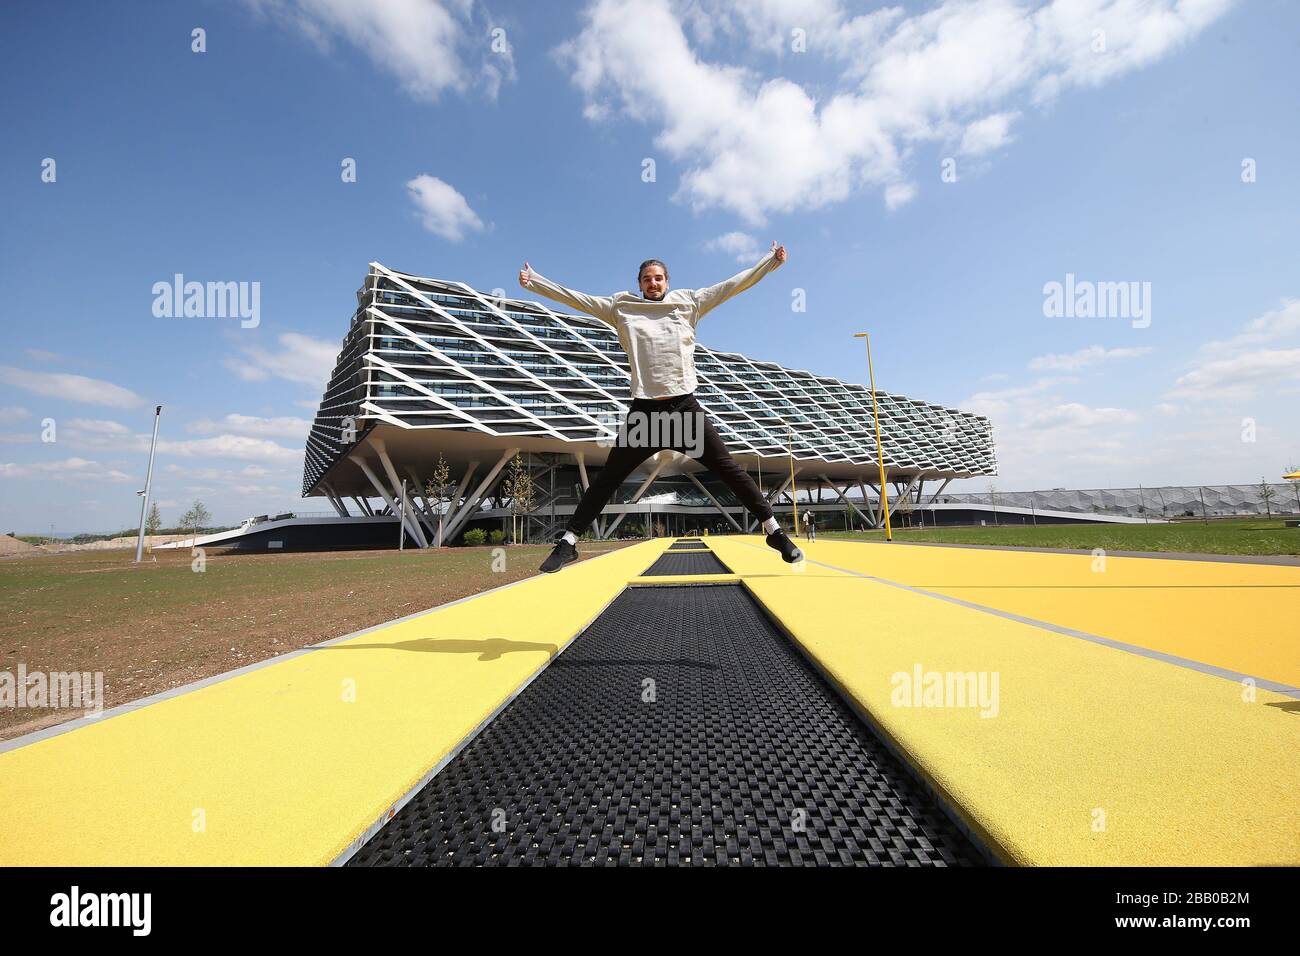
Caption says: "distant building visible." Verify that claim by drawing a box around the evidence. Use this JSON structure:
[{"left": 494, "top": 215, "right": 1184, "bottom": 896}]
[{"left": 293, "top": 262, "right": 998, "bottom": 545}]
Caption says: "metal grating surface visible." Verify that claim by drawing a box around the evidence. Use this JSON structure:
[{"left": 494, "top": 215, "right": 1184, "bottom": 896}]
[
  {"left": 643, "top": 551, "right": 731, "bottom": 576},
  {"left": 668, "top": 541, "right": 710, "bottom": 550},
  {"left": 347, "top": 585, "right": 984, "bottom": 867}
]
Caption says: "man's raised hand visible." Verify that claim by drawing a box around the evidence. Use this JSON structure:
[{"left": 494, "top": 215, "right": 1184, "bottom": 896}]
[
  {"left": 519, "top": 261, "right": 533, "bottom": 287},
  {"left": 771, "top": 241, "right": 787, "bottom": 264}
]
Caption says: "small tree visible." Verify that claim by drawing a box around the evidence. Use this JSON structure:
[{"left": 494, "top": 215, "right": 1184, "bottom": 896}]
[
  {"left": 895, "top": 489, "right": 914, "bottom": 528},
  {"left": 1259, "top": 478, "right": 1275, "bottom": 519},
  {"left": 180, "top": 500, "right": 211, "bottom": 543},
  {"left": 502, "top": 453, "right": 536, "bottom": 544},
  {"left": 145, "top": 502, "right": 162, "bottom": 536},
  {"left": 424, "top": 453, "right": 454, "bottom": 547}
]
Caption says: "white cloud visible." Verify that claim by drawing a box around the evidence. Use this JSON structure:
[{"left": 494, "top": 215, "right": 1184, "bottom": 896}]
[
  {"left": 1199, "top": 297, "right": 1300, "bottom": 354},
  {"left": 245, "top": 0, "right": 514, "bottom": 102},
  {"left": 0, "top": 366, "right": 145, "bottom": 409},
  {"left": 1167, "top": 348, "right": 1300, "bottom": 402},
  {"left": 1167, "top": 298, "right": 1300, "bottom": 402},
  {"left": 406, "top": 174, "right": 485, "bottom": 242},
  {"left": 1023, "top": 402, "right": 1139, "bottom": 429},
  {"left": 189, "top": 414, "right": 312, "bottom": 440},
  {"left": 0, "top": 457, "right": 133, "bottom": 482},
  {"left": 157, "top": 435, "right": 304, "bottom": 464},
  {"left": 704, "top": 231, "right": 763, "bottom": 263},
  {"left": 959, "top": 111, "right": 1020, "bottom": 155},
  {"left": 164, "top": 462, "right": 295, "bottom": 483},
  {"left": 50, "top": 418, "right": 302, "bottom": 465},
  {"left": 554, "top": 0, "right": 1233, "bottom": 224},
  {"left": 884, "top": 182, "right": 917, "bottom": 209},
  {"left": 0, "top": 406, "right": 31, "bottom": 419},
  {"left": 225, "top": 332, "right": 338, "bottom": 387},
  {"left": 957, "top": 376, "right": 1079, "bottom": 420},
  {"left": 1028, "top": 345, "right": 1153, "bottom": 371}
]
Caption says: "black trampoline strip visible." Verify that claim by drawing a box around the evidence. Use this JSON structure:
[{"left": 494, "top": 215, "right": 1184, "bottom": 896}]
[
  {"left": 347, "top": 584, "right": 985, "bottom": 867},
  {"left": 643, "top": 552, "right": 732, "bottom": 576}
]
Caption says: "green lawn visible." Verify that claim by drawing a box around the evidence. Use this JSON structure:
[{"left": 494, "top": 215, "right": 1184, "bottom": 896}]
[{"left": 815, "top": 517, "right": 1300, "bottom": 556}]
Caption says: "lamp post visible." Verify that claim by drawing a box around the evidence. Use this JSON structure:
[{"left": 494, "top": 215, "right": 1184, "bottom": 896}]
[
  {"left": 134, "top": 405, "right": 162, "bottom": 563},
  {"left": 853, "top": 332, "right": 892, "bottom": 541}
]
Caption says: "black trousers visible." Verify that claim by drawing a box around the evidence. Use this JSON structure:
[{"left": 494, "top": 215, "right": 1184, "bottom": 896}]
[{"left": 567, "top": 392, "right": 775, "bottom": 536}]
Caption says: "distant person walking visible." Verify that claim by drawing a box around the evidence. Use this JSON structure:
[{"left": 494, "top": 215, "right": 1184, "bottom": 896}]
[
  {"left": 520, "top": 243, "right": 804, "bottom": 572},
  {"left": 805, "top": 511, "right": 817, "bottom": 542}
]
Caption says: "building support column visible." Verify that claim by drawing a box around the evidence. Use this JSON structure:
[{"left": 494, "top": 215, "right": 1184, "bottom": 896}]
[
  {"left": 859, "top": 479, "right": 881, "bottom": 528},
  {"left": 369, "top": 439, "right": 428, "bottom": 548},
  {"left": 683, "top": 471, "right": 744, "bottom": 533},
  {"left": 817, "top": 473, "right": 872, "bottom": 528},
  {"left": 603, "top": 453, "right": 671, "bottom": 538},
  {"left": 887, "top": 473, "right": 923, "bottom": 520},
  {"left": 443, "top": 448, "right": 519, "bottom": 542},
  {"left": 321, "top": 482, "right": 349, "bottom": 518},
  {"left": 349, "top": 454, "right": 425, "bottom": 547}
]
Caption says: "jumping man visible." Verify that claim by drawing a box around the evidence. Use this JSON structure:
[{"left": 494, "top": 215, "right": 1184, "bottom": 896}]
[{"left": 519, "top": 242, "right": 804, "bottom": 572}]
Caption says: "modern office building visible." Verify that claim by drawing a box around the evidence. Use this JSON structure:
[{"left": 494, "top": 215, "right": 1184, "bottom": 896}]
[{"left": 297, "top": 261, "right": 998, "bottom": 547}]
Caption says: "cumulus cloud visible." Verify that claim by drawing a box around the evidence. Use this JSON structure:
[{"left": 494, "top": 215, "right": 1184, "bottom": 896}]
[
  {"left": 244, "top": 0, "right": 515, "bottom": 102},
  {"left": 0, "top": 366, "right": 144, "bottom": 409},
  {"left": 554, "top": 0, "right": 1233, "bottom": 224},
  {"left": 1167, "top": 349, "right": 1300, "bottom": 402},
  {"left": 189, "top": 414, "right": 313, "bottom": 440},
  {"left": 0, "top": 457, "right": 133, "bottom": 482},
  {"left": 225, "top": 331, "right": 339, "bottom": 387},
  {"left": 50, "top": 418, "right": 304, "bottom": 465},
  {"left": 1167, "top": 298, "right": 1300, "bottom": 401},
  {"left": 1023, "top": 402, "right": 1139, "bottom": 429},
  {"left": 1028, "top": 345, "right": 1153, "bottom": 371},
  {"left": 406, "top": 174, "right": 486, "bottom": 242},
  {"left": 704, "top": 231, "right": 764, "bottom": 263},
  {"left": 1198, "top": 297, "right": 1300, "bottom": 354},
  {"left": 884, "top": 182, "right": 918, "bottom": 209},
  {"left": 157, "top": 435, "right": 304, "bottom": 464},
  {"left": 959, "top": 111, "right": 1020, "bottom": 155}
]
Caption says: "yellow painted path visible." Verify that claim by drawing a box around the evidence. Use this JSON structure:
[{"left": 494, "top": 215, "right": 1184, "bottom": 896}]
[{"left": 705, "top": 536, "right": 1299, "bottom": 866}]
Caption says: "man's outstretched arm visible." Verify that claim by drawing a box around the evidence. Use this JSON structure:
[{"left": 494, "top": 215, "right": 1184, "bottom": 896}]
[
  {"left": 691, "top": 241, "right": 786, "bottom": 319},
  {"left": 519, "top": 261, "right": 616, "bottom": 326}
]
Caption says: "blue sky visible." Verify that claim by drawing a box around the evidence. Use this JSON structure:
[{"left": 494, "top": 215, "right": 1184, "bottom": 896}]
[{"left": 2, "top": 0, "right": 1297, "bottom": 534}]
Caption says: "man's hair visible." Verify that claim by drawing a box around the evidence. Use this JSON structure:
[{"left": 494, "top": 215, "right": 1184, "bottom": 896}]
[{"left": 637, "top": 259, "right": 669, "bottom": 284}]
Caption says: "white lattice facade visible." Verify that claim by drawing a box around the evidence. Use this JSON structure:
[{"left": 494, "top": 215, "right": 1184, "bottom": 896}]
[{"left": 300, "top": 263, "right": 998, "bottom": 544}]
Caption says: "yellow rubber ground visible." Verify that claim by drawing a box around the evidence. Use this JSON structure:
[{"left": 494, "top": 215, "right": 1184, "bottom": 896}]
[
  {"left": 706, "top": 536, "right": 1300, "bottom": 866},
  {"left": 2, "top": 535, "right": 1294, "bottom": 866}
]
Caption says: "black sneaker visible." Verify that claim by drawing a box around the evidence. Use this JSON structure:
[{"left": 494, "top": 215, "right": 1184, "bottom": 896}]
[
  {"left": 765, "top": 528, "right": 804, "bottom": 563},
  {"left": 540, "top": 537, "right": 579, "bottom": 573}
]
